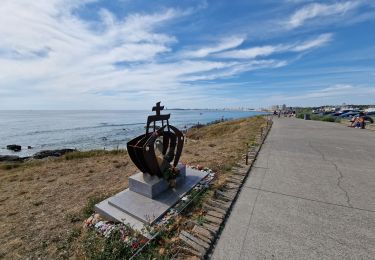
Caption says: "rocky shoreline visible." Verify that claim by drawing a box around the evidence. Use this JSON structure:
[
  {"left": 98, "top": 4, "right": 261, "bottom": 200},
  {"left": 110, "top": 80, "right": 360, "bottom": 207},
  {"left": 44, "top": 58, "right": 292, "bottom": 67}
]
[{"left": 0, "top": 148, "right": 76, "bottom": 162}]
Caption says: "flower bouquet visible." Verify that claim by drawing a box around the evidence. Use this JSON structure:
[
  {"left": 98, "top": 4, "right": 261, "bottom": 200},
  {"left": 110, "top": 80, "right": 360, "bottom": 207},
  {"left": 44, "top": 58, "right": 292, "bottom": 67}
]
[{"left": 162, "top": 166, "right": 180, "bottom": 187}]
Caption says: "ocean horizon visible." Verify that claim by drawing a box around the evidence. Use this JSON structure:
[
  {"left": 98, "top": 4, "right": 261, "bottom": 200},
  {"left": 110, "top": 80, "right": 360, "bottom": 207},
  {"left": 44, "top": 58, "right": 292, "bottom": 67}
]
[{"left": 0, "top": 109, "right": 267, "bottom": 156}]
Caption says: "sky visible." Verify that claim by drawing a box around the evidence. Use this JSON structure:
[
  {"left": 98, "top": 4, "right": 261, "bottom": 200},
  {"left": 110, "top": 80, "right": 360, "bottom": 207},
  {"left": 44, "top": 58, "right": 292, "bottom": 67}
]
[{"left": 0, "top": 0, "right": 375, "bottom": 110}]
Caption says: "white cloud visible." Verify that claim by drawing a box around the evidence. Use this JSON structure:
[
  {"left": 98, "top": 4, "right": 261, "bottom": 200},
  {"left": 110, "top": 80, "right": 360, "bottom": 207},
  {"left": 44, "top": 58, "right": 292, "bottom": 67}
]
[
  {"left": 286, "top": 1, "right": 359, "bottom": 29},
  {"left": 0, "top": 1, "right": 344, "bottom": 109},
  {"left": 180, "top": 36, "right": 245, "bottom": 58},
  {"left": 270, "top": 84, "right": 375, "bottom": 102},
  {"left": 291, "top": 33, "right": 332, "bottom": 51},
  {"left": 215, "top": 33, "right": 332, "bottom": 59},
  {"left": 216, "top": 45, "right": 283, "bottom": 59}
]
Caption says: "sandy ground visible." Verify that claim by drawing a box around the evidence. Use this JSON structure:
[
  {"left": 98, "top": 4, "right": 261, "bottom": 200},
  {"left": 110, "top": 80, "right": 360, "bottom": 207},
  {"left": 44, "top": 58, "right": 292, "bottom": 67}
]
[{"left": 0, "top": 116, "right": 265, "bottom": 259}]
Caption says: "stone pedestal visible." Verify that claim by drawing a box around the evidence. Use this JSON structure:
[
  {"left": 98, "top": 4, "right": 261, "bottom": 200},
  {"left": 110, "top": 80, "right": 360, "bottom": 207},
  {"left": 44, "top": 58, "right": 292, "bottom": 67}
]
[
  {"left": 129, "top": 163, "right": 186, "bottom": 198},
  {"left": 95, "top": 165, "right": 207, "bottom": 228}
]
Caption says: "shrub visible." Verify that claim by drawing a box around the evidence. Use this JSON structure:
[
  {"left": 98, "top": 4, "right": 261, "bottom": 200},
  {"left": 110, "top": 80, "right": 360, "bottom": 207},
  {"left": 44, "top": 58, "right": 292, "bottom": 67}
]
[
  {"left": 321, "top": 116, "right": 335, "bottom": 122},
  {"left": 296, "top": 114, "right": 305, "bottom": 119}
]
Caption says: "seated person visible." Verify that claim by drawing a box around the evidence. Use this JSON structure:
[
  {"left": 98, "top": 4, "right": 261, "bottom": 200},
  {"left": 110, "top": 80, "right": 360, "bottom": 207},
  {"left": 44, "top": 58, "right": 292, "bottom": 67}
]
[{"left": 356, "top": 112, "right": 365, "bottom": 129}]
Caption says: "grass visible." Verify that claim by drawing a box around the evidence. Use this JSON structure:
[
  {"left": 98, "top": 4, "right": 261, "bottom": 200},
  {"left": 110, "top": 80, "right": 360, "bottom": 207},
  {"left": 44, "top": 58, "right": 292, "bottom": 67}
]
[
  {"left": 0, "top": 115, "right": 266, "bottom": 259},
  {"left": 63, "top": 149, "right": 127, "bottom": 161},
  {"left": 0, "top": 150, "right": 127, "bottom": 171},
  {"left": 0, "top": 163, "right": 21, "bottom": 170},
  {"left": 84, "top": 229, "right": 134, "bottom": 260},
  {"left": 296, "top": 113, "right": 336, "bottom": 122},
  {"left": 82, "top": 194, "right": 107, "bottom": 218},
  {"left": 0, "top": 160, "right": 43, "bottom": 171},
  {"left": 186, "top": 119, "right": 242, "bottom": 139}
]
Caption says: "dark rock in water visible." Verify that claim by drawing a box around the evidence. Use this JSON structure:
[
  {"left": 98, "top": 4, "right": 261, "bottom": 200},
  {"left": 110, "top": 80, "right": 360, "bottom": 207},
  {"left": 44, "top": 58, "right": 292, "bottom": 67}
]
[
  {"left": 27, "top": 146, "right": 33, "bottom": 149},
  {"left": 6, "top": 145, "right": 22, "bottom": 152},
  {"left": 33, "top": 149, "right": 76, "bottom": 159},
  {"left": 0, "top": 155, "right": 29, "bottom": 162}
]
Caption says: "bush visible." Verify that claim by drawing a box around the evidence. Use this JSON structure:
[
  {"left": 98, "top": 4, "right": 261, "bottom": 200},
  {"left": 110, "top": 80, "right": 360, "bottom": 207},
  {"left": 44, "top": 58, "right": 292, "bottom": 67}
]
[
  {"left": 310, "top": 114, "right": 335, "bottom": 122},
  {"left": 296, "top": 114, "right": 305, "bottom": 119},
  {"left": 321, "top": 116, "right": 335, "bottom": 122}
]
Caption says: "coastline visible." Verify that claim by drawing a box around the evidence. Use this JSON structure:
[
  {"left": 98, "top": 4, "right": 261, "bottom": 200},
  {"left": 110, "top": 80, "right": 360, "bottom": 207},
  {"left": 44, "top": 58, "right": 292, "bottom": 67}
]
[
  {"left": 0, "top": 110, "right": 268, "bottom": 157},
  {"left": 0, "top": 115, "right": 267, "bottom": 258}
]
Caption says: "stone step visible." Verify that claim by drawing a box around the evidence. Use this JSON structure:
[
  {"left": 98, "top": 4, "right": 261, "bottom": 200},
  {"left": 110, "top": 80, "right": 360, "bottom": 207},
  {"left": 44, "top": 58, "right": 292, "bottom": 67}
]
[
  {"left": 207, "top": 210, "right": 225, "bottom": 219},
  {"left": 179, "top": 233, "right": 206, "bottom": 255},
  {"left": 202, "top": 203, "right": 226, "bottom": 215},
  {"left": 231, "top": 167, "right": 248, "bottom": 173},
  {"left": 177, "top": 246, "right": 203, "bottom": 258},
  {"left": 206, "top": 199, "right": 230, "bottom": 210},
  {"left": 231, "top": 170, "right": 247, "bottom": 176},
  {"left": 215, "top": 190, "right": 236, "bottom": 200},
  {"left": 194, "top": 232, "right": 212, "bottom": 244},
  {"left": 192, "top": 225, "right": 214, "bottom": 239},
  {"left": 229, "top": 175, "right": 245, "bottom": 182},
  {"left": 204, "top": 215, "right": 222, "bottom": 225},
  {"left": 225, "top": 183, "right": 240, "bottom": 190},
  {"left": 181, "top": 231, "right": 210, "bottom": 250},
  {"left": 215, "top": 194, "right": 231, "bottom": 202},
  {"left": 202, "top": 223, "right": 220, "bottom": 234},
  {"left": 227, "top": 177, "right": 243, "bottom": 184}
]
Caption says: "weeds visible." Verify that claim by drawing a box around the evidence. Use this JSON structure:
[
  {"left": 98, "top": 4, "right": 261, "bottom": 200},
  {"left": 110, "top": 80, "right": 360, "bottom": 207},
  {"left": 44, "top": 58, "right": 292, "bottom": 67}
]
[
  {"left": 0, "top": 163, "right": 21, "bottom": 170},
  {"left": 66, "top": 227, "right": 81, "bottom": 244},
  {"left": 63, "top": 149, "right": 127, "bottom": 161},
  {"left": 82, "top": 195, "right": 106, "bottom": 218},
  {"left": 66, "top": 212, "right": 83, "bottom": 223}
]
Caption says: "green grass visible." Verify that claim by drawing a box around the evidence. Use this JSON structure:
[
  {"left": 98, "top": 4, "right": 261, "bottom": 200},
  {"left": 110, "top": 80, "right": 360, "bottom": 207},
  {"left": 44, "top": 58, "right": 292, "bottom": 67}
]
[
  {"left": 63, "top": 149, "right": 127, "bottom": 161},
  {"left": 0, "top": 160, "right": 43, "bottom": 171},
  {"left": 0, "top": 163, "right": 21, "bottom": 170},
  {"left": 82, "top": 195, "right": 107, "bottom": 218},
  {"left": 297, "top": 113, "right": 336, "bottom": 122}
]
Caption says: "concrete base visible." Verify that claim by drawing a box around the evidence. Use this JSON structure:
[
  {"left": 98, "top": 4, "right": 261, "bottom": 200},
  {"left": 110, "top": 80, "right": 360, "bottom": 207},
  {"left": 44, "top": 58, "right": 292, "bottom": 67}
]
[
  {"left": 95, "top": 167, "right": 208, "bottom": 228},
  {"left": 129, "top": 163, "right": 186, "bottom": 198}
]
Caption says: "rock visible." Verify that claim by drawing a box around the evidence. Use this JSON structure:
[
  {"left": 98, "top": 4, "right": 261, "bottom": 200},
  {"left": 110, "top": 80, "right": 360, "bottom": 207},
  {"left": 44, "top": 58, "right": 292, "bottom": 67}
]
[
  {"left": 33, "top": 149, "right": 76, "bottom": 159},
  {"left": 27, "top": 146, "right": 33, "bottom": 149},
  {"left": 6, "top": 145, "right": 21, "bottom": 152},
  {"left": 0, "top": 155, "right": 23, "bottom": 162}
]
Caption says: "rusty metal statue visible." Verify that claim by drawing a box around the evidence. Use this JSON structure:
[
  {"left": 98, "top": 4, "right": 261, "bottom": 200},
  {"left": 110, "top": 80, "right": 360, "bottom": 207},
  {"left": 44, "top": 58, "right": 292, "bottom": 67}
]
[{"left": 127, "top": 102, "right": 184, "bottom": 178}]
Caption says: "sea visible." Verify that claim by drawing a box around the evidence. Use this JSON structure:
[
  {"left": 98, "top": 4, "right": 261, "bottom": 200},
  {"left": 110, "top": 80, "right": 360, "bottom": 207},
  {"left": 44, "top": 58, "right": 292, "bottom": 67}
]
[{"left": 0, "top": 110, "right": 267, "bottom": 157}]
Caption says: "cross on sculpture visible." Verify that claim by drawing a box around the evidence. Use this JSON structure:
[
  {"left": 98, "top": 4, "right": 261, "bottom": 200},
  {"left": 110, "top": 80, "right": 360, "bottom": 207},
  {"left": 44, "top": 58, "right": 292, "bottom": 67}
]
[{"left": 152, "top": 102, "right": 164, "bottom": 116}]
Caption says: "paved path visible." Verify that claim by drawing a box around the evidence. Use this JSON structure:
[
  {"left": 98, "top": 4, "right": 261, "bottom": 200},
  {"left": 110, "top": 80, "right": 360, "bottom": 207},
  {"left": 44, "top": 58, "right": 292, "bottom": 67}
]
[{"left": 212, "top": 118, "right": 375, "bottom": 260}]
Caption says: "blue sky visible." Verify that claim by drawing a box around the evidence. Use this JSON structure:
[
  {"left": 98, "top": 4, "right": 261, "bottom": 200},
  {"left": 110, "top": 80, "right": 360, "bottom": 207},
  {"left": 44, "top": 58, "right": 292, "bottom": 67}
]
[{"left": 0, "top": 0, "right": 375, "bottom": 109}]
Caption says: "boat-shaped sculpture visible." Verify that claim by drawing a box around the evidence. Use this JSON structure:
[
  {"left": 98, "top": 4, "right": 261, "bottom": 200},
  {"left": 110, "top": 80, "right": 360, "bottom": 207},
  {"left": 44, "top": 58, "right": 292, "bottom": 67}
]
[{"left": 127, "top": 102, "right": 184, "bottom": 178}]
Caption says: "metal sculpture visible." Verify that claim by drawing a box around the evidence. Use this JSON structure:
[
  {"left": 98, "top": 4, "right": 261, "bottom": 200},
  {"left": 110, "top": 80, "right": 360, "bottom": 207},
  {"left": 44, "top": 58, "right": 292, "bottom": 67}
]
[{"left": 127, "top": 102, "right": 184, "bottom": 178}]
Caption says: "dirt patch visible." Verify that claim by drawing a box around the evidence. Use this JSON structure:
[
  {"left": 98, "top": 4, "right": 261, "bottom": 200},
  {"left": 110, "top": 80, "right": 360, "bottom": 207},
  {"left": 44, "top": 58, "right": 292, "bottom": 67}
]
[{"left": 0, "top": 116, "right": 266, "bottom": 259}]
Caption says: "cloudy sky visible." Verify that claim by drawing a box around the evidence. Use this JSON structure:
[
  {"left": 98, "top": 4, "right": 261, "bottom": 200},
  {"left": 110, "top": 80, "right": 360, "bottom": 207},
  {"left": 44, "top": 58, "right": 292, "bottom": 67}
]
[{"left": 0, "top": 0, "right": 375, "bottom": 109}]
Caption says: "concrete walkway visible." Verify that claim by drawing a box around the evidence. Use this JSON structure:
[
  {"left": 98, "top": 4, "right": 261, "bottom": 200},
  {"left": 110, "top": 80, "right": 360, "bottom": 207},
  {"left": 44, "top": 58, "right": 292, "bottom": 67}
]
[{"left": 212, "top": 118, "right": 375, "bottom": 259}]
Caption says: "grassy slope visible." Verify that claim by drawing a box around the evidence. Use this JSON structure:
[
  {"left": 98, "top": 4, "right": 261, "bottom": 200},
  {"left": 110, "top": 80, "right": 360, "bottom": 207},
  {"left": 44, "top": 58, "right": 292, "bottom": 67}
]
[{"left": 0, "top": 116, "right": 266, "bottom": 259}]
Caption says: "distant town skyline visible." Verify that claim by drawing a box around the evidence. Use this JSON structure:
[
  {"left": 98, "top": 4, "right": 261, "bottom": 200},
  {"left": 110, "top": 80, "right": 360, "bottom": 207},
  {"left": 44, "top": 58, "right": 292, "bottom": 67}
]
[{"left": 0, "top": 0, "right": 375, "bottom": 110}]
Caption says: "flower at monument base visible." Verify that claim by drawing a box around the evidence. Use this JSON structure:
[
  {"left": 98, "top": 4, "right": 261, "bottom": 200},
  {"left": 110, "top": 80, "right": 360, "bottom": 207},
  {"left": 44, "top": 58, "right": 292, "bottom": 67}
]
[
  {"left": 159, "top": 247, "right": 165, "bottom": 255},
  {"left": 162, "top": 165, "right": 180, "bottom": 181},
  {"left": 131, "top": 241, "right": 140, "bottom": 249}
]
